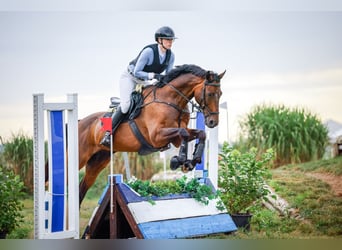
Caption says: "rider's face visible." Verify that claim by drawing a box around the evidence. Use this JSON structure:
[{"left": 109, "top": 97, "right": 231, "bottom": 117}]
[{"left": 159, "top": 38, "right": 174, "bottom": 50}]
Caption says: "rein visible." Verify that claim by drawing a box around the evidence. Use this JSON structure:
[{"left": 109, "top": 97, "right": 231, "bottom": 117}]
[
  {"left": 140, "top": 85, "right": 190, "bottom": 126},
  {"left": 163, "top": 77, "right": 221, "bottom": 119}
]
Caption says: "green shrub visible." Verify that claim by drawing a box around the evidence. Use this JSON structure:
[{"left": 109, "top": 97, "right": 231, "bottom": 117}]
[
  {"left": 128, "top": 176, "right": 224, "bottom": 209},
  {"left": 218, "top": 143, "right": 274, "bottom": 214},
  {"left": 0, "top": 166, "right": 24, "bottom": 236}
]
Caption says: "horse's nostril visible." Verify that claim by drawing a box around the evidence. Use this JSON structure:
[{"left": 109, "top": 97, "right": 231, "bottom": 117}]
[{"left": 208, "top": 120, "right": 215, "bottom": 127}]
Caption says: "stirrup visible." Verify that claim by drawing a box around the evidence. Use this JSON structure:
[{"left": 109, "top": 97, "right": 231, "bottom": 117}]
[{"left": 100, "top": 131, "right": 111, "bottom": 147}]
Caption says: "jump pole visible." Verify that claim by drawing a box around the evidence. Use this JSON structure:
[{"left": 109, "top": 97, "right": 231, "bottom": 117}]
[{"left": 33, "top": 93, "right": 79, "bottom": 239}]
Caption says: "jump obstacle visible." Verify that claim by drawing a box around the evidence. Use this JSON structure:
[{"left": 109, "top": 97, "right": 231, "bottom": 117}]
[
  {"left": 82, "top": 111, "right": 237, "bottom": 239},
  {"left": 33, "top": 93, "right": 236, "bottom": 239},
  {"left": 33, "top": 94, "right": 79, "bottom": 239}
]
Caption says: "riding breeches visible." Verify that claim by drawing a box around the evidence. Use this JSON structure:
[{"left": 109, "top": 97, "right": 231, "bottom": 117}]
[
  {"left": 119, "top": 71, "right": 135, "bottom": 114},
  {"left": 119, "top": 70, "right": 152, "bottom": 114}
]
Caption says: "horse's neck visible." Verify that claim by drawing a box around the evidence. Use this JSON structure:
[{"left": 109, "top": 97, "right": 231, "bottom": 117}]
[
  {"left": 166, "top": 81, "right": 195, "bottom": 109},
  {"left": 171, "top": 76, "right": 202, "bottom": 102}
]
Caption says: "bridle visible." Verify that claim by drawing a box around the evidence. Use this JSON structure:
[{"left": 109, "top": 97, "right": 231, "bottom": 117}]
[{"left": 198, "top": 76, "right": 221, "bottom": 118}]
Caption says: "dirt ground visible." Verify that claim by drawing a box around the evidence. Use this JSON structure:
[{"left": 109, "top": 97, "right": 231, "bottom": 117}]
[{"left": 306, "top": 172, "right": 342, "bottom": 197}]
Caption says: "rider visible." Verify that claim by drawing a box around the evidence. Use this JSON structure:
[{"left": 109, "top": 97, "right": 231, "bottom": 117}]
[{"left": 100, "top": 26, "right": 177, "bottom": 147}]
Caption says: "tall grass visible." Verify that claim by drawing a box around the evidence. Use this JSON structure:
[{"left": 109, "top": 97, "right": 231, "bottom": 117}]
[
  {"left": 239, "top": 104, "right": 329, "bottom": 166},
  {"left": 1, "top": 132, "right": 33, "bottom": 193}
]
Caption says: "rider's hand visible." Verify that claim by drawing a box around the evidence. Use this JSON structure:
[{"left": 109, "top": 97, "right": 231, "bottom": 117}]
[{"left": 154, "top": 73, "right": 163, "bottom": 81}]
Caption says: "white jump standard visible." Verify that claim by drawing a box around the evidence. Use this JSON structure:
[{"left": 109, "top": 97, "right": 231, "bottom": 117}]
[{"left": 33, "top": 94, "right": 79, "bottom": 239}]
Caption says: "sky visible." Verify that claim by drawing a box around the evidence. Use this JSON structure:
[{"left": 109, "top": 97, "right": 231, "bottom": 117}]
[{"left": 1, "top": 1, "right": 342, "bottom": 143}]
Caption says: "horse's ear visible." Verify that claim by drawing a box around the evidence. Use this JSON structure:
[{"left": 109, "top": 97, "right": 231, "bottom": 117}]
[
  {"left": 206, "top": 71, "right": 215, "bottom": 82},
  {"left": 218, "top": 70, "right": 226, "bottom": 80},
  {"left": 206, "top": 70, "right": 226, "bottom": 82}
]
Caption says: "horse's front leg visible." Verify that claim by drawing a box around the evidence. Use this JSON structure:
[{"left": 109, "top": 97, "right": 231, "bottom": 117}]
[
  {"left": 168, "top": 128, "right": 191, "bottom": 171},
  {"left": 178, "top": 129, "right": 206, "bottom": 172},
  {"left": 157, "top": 127, "right": 206, "bottom": 172},
  {"left": 157, "top": 127, "right": 190, "bottom": 171},
  {"left": 170, "top": 139, "right": 189, "bottom": 171}
]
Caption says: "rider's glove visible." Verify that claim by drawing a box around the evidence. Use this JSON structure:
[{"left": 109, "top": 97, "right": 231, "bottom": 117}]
[{"left": 154, "top": 73, "right": 163, "bottom": 82}]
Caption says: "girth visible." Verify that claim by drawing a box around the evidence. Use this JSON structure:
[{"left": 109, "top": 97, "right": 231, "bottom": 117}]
[{"left": 128, "top": 120, "right": 170, "bottom": 155}]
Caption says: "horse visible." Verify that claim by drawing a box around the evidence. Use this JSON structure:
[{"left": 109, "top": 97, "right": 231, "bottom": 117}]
[{"left": 77, "top": 64, "right": 225, "bottom": 204}]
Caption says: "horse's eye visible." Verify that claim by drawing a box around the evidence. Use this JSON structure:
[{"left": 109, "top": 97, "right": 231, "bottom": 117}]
[{"left": 208, "top": 92, "right": 220, "bottom": 98}]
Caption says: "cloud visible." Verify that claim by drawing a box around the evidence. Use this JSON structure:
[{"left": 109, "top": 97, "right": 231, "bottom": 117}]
[{"left": 225, "top": 67, "right": 342, "bottom": 91}]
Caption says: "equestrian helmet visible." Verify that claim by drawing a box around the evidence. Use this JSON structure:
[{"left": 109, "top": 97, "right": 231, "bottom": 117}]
[{"left": 155, "top": 26, "right": 177, "bottom": 41}]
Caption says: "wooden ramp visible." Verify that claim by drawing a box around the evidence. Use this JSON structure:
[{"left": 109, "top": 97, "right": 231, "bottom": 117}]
[{"left": 82, "top": 176, "right": 237, "bottom": 239}]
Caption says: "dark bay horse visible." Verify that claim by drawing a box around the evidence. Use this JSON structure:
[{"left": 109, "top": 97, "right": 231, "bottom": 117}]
[{"left": 78, "top": 64, "right": 225, "bottom": 204}]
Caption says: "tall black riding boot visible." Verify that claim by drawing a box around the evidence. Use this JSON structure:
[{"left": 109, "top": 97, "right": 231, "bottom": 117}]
[{"left": 100, "top": 107, "right": 126, "bottom": 148}]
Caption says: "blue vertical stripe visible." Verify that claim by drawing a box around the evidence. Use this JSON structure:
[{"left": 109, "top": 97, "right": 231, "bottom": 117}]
[{"left": 50, "top": 111, "right": 65, "bottom": 232}]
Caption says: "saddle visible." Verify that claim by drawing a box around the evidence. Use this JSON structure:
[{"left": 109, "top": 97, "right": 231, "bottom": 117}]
[
  {"left": 103, "top": 90, "right": 170, "bottom": 155},
  {"left": 103, "top": 90, "right": 143, "bottom": 120}
]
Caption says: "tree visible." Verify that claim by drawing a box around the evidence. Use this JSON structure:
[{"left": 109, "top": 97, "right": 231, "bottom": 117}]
[{"left": 239, "top": 104, "right": 328, "bottom": 166}]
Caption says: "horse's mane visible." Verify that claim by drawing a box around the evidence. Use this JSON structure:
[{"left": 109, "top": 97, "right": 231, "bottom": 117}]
[{"left": 163, "top": 64, "right": 207, "bottom": 83}]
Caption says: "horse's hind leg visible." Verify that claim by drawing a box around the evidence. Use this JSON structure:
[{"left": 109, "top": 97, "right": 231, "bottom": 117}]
[
  {"left": 79, "top": 150, "right": 110, "bottom": 205},
  {"left": 183, "top": 129, "right": 206, "bottom": 172}
]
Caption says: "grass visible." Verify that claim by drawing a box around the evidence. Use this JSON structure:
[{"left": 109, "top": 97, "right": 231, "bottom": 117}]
[
  {"left": 280, "top": 156, "right": 342, "bottom": 176},
  {"left": 267, "top": 156, "right": 342, "bottom": 237},
  {"left": 6, "top": 168, "right": 109, "bottom": 239},
  {"left": 6, "top": 156, "right": 342, "bottom": 239},
  {"left": 6, "top": 195, "right": 101, "bottom": 239}
]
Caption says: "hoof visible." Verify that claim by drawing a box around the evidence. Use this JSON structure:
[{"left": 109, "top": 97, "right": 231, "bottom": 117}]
[
  {"left": 181, "top": 160, "right": 194, "bottom": 173},
  {"left": 185, "top": 160, "right": 194, "bottom": 170},
  {"left": 191, "top": 157, "right": 201, "bottom": 166},
  {"left": 170, "top": 156, "right": 180, "bottom": 170},
  {"left": 181, "top": 166, "right": 189, "bottom": 173}
]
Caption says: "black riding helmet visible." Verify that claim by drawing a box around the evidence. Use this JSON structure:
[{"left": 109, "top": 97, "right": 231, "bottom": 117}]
[{"left": 155, "top": 26, "right": 177, "bottom": 41}]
